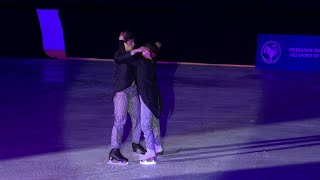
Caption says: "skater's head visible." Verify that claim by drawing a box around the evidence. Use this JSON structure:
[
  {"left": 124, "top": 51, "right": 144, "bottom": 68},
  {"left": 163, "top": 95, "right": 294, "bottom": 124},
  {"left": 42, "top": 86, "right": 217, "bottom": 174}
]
[
  {"left": 120, "top": 31, "right": 135, "bottom": 51},
  {"left": 142, "top": 41, "right": 162, "bottom": 59}
]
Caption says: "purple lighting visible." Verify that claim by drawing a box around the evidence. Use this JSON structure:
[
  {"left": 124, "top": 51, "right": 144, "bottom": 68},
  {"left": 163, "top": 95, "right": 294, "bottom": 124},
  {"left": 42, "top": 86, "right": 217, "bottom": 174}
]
[{"left": 37, "top": 9, "right": 66, "bottom": 58}]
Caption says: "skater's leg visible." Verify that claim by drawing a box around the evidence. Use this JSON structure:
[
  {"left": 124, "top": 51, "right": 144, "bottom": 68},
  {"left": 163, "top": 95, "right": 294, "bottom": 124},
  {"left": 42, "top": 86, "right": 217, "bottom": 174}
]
[
  {"left": 152, "top": 115, "right": 161, "bottom": 146},
  {"left": 128, "top": 85, "right": 141, "bottom": 145},
  {"left": 139, "top": 96, "right": 156, "bottom": 164},
  {"left": 128, "top": 85, "right": 146, "bottom": 154},
  {"left": 109, "top": 90, "right": 130, "bottom": 165},
  {"left": 111, "top": 91, "right": 129, "bottom": 149},
  {"left": 139, "top": 96, "right": 155, "bottom": 151},
  {"left": 152, "top": 116, "right": 163, "bottom": 155}
]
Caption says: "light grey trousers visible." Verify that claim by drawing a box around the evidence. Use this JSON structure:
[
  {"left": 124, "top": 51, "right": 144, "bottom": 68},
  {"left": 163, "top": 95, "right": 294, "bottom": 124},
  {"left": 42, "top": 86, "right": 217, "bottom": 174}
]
[
  {"left": 111, "top": 84, "right": 141, "bottom": 149},
  {"left": 139, "top": 96, "right": 161, "bottom": 151}
]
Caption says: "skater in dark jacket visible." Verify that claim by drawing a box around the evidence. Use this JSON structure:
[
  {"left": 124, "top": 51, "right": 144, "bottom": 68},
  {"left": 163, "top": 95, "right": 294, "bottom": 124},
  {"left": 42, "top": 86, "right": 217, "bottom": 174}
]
[
  {"left": 108, "top": 31, "right": 146, "bottom": 165},
  {"left": 116, "top": 42, "right": 163, "bottom": 165}
]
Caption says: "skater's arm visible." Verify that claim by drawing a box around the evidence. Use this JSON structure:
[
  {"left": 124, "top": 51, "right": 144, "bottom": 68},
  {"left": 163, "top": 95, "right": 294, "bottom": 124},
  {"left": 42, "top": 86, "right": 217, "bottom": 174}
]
[
  {"left": 116, "top": 47, "right": 147, "bottom": 65},
  {"left": 114, "top": 32, "right": 128, "bottom": 62},
  {"left": 118, "top": 32, "right": 126, "bottom": 53},
  {"left": 118, "top": 40, "right": 126, "bottom": 53},
  {"left": 116, "top": 52, "right": 136, "bottom": 62},
  {"left": 114, "top": 40, "right": 126, "bottom": 62},
  {"left": 115, "top": 52, "right": 140, "bottom": 67}
]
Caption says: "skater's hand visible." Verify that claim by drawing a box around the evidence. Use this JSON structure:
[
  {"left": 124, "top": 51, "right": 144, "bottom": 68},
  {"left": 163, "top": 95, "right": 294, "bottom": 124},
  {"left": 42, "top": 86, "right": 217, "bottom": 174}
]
[
  {"left": 155, "top": 41, "right": 162, "bottom": 48},
  {"left": 119, "top": 32, "right": 126, "bottom": 41},
  {"left": 142, "top": 50, "right": 152, "bottom": 60}
]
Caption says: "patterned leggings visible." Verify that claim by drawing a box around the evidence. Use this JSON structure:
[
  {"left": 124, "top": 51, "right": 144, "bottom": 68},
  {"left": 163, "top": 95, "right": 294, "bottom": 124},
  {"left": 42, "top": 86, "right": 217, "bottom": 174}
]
[{"left": 111, "top": 84, "right": 141, "bottom": 149}]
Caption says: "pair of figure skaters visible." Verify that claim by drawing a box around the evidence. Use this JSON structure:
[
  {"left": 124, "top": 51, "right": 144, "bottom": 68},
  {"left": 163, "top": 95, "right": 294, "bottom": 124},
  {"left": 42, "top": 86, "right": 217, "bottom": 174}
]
[{"left": 108, "top": 31, "right": 163, "bottom": 165}]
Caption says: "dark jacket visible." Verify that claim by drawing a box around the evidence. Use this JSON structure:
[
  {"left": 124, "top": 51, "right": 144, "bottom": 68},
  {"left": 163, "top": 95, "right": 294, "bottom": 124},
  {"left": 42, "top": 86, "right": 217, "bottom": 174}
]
[
  {"left": 113, "top": 40, "right": 136, "bottom": 95},
  {"left": 117, "top": 52, "right": 162, "bottom": 118}
]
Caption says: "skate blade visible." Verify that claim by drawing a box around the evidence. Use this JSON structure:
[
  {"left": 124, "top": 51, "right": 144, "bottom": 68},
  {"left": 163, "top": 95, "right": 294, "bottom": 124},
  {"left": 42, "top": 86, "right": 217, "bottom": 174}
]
[
  {"left": 108, "top": 160, "right": 128, "bottom": 165},
  {"left": 140, "top": 159, "right": 156, "bottom": 165}
]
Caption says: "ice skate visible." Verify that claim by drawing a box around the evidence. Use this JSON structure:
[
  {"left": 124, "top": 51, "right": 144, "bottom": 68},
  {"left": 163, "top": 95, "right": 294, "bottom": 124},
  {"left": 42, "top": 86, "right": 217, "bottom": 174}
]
[
  {"left": 132, "top": 142, "right": 147, "bottom": 155},
  {"left": 139, "top": 149, "right": 156, "bottom": 165},
  {"left": 108, "top": 148, "right": 128, "bottom": 165},
  {"left": 155, "top": 144, "right": 164, "bottom": 155}
]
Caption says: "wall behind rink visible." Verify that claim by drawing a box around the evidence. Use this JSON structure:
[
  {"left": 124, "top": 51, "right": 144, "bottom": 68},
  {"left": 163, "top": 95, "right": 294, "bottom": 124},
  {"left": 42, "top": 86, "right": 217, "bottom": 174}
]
[
  {"left": 4, "top": 1, "right": 320, "bottom": 65},
  {"left": 57, "top": 6, "right": 214, "bottom": 63}
]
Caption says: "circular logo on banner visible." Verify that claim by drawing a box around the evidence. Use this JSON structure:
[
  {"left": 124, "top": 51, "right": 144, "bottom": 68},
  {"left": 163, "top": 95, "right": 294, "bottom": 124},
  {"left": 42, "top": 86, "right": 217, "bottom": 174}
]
[{"left": 261, "top": 41, "right": 281, "bottom": 64}]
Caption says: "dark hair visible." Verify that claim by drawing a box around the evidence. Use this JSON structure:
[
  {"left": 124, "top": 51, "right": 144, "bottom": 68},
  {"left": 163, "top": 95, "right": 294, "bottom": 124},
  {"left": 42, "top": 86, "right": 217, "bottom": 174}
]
[
  {"left": 144, "top": 41, "right": 162, "bottom": 54},
  {"left": 123, "top": 31, "right": 135, "bottom": 42}
]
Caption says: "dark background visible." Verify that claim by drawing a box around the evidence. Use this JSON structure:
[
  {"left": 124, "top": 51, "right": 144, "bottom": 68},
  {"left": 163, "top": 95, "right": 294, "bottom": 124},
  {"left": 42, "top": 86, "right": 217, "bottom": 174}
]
[{"left": 0, "top": 0, "right": 320, "bottom": 64}]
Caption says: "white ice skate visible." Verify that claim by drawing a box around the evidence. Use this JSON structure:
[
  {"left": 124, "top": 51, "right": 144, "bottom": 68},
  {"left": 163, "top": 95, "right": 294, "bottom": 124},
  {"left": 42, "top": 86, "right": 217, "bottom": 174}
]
[{"left": 139, "top": 149, "right": 156, "bottom": 165}]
